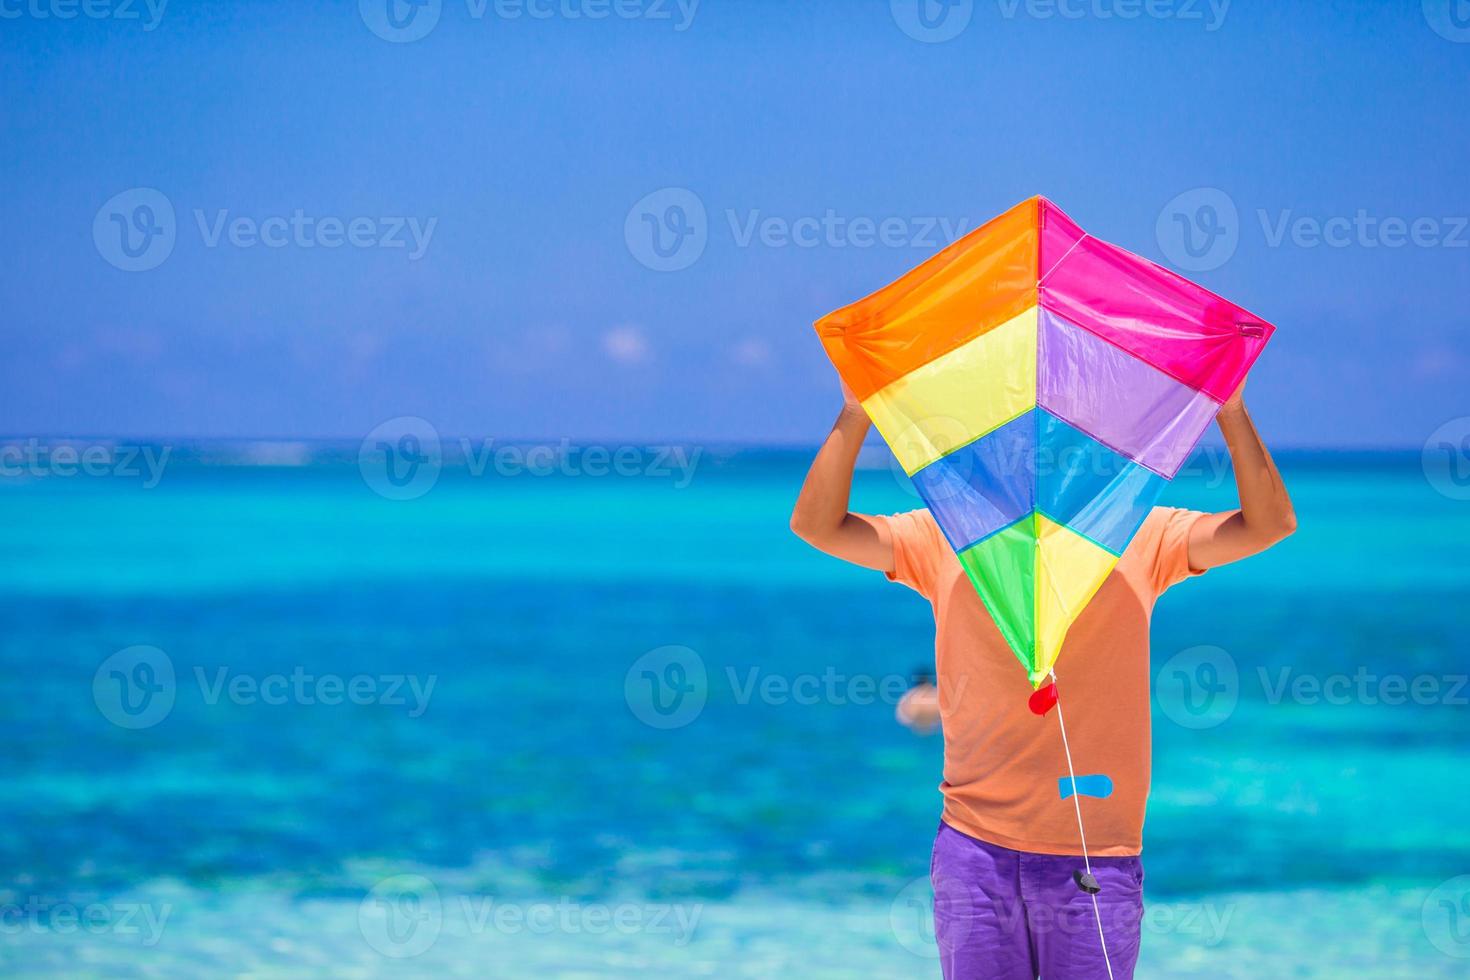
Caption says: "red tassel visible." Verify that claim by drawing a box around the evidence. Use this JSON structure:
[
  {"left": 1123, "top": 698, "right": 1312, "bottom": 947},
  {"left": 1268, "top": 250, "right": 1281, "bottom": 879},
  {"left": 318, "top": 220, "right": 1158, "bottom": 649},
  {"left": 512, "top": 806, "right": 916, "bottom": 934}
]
[{"left": 1028, "top": 682, "right": 1059, "bottom": 716}]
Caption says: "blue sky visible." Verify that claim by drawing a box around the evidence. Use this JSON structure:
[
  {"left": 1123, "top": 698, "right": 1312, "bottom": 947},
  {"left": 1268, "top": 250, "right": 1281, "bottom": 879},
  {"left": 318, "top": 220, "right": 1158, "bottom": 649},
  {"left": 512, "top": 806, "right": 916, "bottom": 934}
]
[{"left": 2, "top": 0, "right": 1467, "bottom": 446}]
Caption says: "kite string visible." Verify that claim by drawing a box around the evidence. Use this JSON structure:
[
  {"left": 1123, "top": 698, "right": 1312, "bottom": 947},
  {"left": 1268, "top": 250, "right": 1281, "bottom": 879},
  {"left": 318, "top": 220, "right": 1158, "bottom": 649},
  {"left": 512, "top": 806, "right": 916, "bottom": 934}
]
[
  {"left": 1038, "top": 232, "right": 1091, "bottom": 286},
  {"left": 1050, "top": 669, "right": 1115, "bottom": 980}
]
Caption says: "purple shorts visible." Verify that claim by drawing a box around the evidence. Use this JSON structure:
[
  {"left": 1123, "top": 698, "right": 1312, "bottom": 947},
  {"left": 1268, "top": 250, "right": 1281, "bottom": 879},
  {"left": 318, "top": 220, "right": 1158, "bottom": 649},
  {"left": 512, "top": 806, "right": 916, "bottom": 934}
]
[{"left": 930, "top": 821, "right": 1144, "bottom": 980}]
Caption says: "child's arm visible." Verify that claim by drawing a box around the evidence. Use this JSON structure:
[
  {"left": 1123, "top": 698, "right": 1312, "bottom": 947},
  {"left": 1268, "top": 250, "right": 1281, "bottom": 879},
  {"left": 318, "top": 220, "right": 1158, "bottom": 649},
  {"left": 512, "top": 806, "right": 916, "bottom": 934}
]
[
  {"left": 1187, "top": 382, "right": 1298, "bottom": 570},
  {"left": 789, "top": 382, "right": 895, "bottom": 572}
]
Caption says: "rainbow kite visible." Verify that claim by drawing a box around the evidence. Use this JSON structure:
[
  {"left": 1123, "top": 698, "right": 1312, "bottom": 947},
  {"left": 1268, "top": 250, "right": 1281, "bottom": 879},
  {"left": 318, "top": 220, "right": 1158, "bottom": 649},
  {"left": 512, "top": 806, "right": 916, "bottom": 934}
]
[{"left": 816, "top": 196, "right": 1273, "bottom": 689}]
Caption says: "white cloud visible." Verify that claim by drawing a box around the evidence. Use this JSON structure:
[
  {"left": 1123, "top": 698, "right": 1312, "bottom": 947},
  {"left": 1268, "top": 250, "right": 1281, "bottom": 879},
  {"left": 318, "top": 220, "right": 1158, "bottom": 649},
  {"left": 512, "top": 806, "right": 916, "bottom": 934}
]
[
  {"left": 602, "top": 324, "right": 650, "bottom": 365},
  {"left": 732, "top": 337, "right": 771, "bottom": 367}
]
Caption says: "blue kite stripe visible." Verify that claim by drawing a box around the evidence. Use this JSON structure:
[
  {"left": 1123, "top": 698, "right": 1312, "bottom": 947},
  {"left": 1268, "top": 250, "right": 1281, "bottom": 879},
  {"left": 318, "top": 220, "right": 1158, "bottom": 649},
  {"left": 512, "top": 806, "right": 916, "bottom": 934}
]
[
  {"left": 1035, "top": 411, "right": 1166, "bottom": 555},
  {"left": 912, "top": 408, "right": 1167, "bottom": 556},
  {"left": 912, "top": 411, "right": 1034, "bottom": 553}
]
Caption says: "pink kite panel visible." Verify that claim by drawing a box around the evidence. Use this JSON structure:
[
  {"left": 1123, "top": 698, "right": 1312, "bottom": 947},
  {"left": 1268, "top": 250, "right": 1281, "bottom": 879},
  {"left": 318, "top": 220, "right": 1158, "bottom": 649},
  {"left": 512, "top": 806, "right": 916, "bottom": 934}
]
[{"left": 1037, "top": 198, "right": 1273, "bottom": 402}]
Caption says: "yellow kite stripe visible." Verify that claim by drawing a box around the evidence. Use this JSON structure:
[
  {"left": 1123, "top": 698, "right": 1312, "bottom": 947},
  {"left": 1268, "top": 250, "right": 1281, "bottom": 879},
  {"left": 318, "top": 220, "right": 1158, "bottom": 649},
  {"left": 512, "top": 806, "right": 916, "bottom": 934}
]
[
  {"left": 861, "top": 306, "right": 1038, "bottom": 476},
  {"left": 1032, "top": 513, "right": 1118, "bottom": 683}
]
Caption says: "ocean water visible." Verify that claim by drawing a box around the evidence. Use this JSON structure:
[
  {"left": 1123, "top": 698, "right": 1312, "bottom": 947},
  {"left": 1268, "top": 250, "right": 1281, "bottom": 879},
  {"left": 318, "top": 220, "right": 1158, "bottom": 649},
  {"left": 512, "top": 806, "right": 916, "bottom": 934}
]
[{"left": 2, "top": 447, "right": 1468, "bottom": 978}]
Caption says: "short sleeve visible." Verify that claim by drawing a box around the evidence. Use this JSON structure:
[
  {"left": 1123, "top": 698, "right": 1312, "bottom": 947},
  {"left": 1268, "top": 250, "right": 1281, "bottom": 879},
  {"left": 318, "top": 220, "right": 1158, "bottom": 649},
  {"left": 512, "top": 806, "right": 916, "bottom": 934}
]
[
  {"left": 1145, "top": 507, "right": 1209, "bottom": 595},
  {"left": 877, "top": 510, "right": 947, "bottom": 599}
]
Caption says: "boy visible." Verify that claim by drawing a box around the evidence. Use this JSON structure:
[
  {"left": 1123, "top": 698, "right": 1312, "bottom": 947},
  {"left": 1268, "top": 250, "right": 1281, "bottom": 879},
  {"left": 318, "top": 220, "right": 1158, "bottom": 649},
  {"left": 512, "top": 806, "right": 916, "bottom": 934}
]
[{"left": 790, "top": 379, "right": 1294, "bottom": 979}]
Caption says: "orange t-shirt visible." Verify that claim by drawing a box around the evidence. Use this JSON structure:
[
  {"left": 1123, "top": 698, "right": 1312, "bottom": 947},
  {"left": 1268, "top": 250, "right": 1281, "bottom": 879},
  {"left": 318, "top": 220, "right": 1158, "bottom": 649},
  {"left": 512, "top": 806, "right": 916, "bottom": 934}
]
[{"left": 880, "top": 506, "right": 1206, "bottom": 856}]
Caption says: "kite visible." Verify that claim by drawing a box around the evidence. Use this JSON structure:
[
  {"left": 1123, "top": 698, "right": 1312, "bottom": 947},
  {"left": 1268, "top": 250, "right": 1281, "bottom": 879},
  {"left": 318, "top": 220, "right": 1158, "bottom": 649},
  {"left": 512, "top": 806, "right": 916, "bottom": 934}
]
[
  {"left": 814, "top": 196, "right": 1273, "bottom": 969},
  {"left": 816, "top": 196, "right": 1271, "bottom": 687}
]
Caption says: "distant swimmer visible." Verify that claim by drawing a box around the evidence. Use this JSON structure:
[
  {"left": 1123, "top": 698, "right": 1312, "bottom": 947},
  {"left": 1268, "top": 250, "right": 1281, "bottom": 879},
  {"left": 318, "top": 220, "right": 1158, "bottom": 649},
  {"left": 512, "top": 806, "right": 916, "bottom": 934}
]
[{"left": 896, "top": 666, "right": 940, "bottom": 735}]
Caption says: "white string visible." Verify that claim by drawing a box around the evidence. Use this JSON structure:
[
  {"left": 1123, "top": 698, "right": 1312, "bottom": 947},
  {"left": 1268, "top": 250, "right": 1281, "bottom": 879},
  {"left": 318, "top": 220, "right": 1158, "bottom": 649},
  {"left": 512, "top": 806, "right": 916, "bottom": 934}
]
[
  {"left": 1038, "top": 232, "right": 1091, "bottom": 286},
  {"left": 1050, "top": 669, "right": 1115, "bottom": 980}
]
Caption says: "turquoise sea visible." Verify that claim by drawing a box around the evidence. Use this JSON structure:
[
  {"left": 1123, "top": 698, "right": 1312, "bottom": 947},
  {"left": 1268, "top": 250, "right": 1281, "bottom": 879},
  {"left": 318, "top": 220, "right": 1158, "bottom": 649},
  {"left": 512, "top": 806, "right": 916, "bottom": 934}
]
[{"left": 2, "top": 446, "right": 1468, "bottom": 978}]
